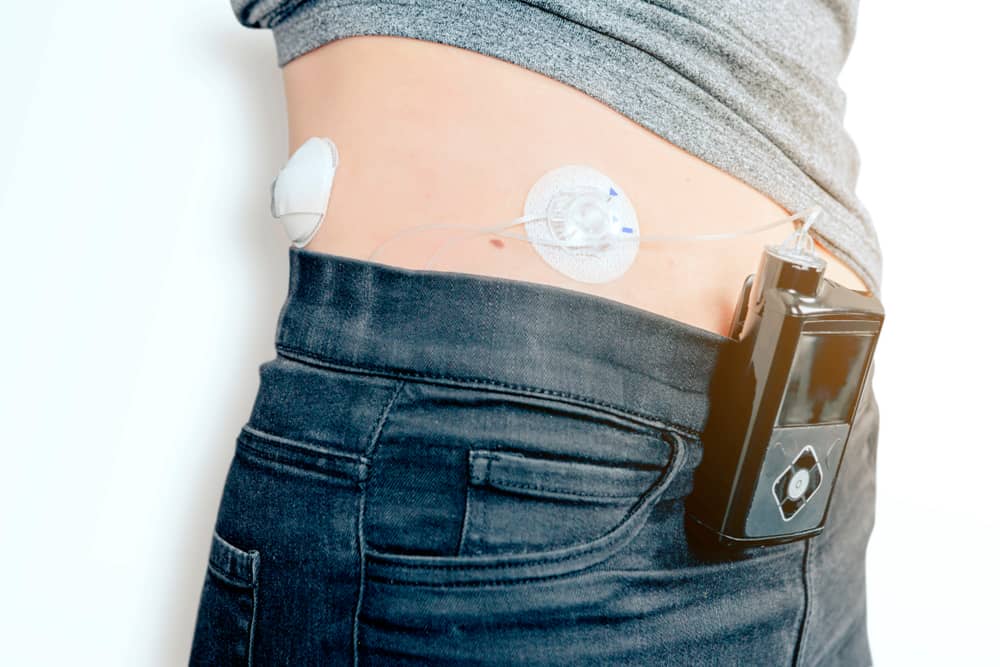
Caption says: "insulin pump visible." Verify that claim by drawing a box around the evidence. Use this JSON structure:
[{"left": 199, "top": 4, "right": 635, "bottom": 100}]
[{"left": 686, "top": 230, "right": 884, "bottom": 549}]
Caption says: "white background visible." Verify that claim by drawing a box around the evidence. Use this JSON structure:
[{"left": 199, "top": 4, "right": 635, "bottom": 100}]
[{"left": 1, "top": 2, "right": 996, "bottom": 664}]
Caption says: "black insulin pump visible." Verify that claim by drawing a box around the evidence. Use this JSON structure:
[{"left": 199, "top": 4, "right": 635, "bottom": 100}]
[{"left": 686, "top": 235, "right": 884, "bottom": 548}]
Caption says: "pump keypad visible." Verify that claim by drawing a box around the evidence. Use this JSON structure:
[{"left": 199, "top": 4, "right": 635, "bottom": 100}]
[{"left": 772, "top": 446, "right": 823, "bottom": 520}]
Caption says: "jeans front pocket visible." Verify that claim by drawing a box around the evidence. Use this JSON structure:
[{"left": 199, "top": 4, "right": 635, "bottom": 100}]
[
  {"left": 457, "top": 449, "right": 664, "bottom": 557},
  {"left": 189, "top": 529, "right": 261, "bottom": 666},
  {"left": 363, "top": 430, "right": 689, "bottom": 588}
]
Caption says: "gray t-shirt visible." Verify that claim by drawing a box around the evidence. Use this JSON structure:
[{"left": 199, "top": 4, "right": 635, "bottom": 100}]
[{"left": 232, "top": 0, "right": 882, "bottom": 297}]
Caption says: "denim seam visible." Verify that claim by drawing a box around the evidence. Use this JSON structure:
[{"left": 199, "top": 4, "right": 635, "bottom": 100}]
[
  {"left": 273, "top": 351, "right": 673, "bottom": 444},
  {"left": 472, "top": 450, "right": 660, "bottom": 498},
  {"left": 274, "top": 344, "right": 704, "bottom": 439},
  {"left": 455, "top": 472, "right": 475, "bottom": 556},
  {"left": 205, "top": 561, "right": 256, "bottom": 589},
  {"left": 364, "top": 566, "right": 648, "bottom": 589},
  {"left": 481, "top": 482, "right": 491, "bottom": 552},
  {"left": 374, "top": 464, "right": 680, "bottom": 572},
  {"left": 369, "top": 514, "right": 683, "bottom": 590},
  {"left": 366, "top": 435, "right": 683, "bottom": 578},
  {"left": 794, "top": 538, "right": 815, "bottom": 666},
  {"left": 804, "top": 525, "right": 819, "bottom": 663},
  {"left": 467, "top": 475, "right": 633, "bottom": 553},
  {"left": 472, "top": 449, "right": 662, "bottom": 471},
  {"left": 352, "top": 379, "right": 406, "bottom": 667},
  {"left": 479, "top": 476, "right": 654, "bottom": 500},
  {"left": 240, "top": 424, "right": 371, "bottom": 465},
  {"left": 248, "top": 573, "right": 258, "bottom": 666},
  {"left": 368, "top": 542, "right": 631, "bottom": 572},
  {"left": 236, "top": 440, "right": 367, "bottom": 485},
  {"left": 462, "top": 478, "right": 490, "bottom": 557},
  {"left": 350, "top": 493, "right": 364, "bottom": 667},
  {"left": 206, "top": 543, "right": 260, "bottom": 663},
  {"left": 368, "top": 538, "right": 797, "bottom": 589},
  {"left": 237, "top": 425, "right": 370, "bottom": 481}
]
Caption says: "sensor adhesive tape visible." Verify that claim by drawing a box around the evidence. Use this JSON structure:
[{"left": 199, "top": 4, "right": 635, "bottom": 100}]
[
  {"left": 270, "top": 137, "right": 339, "bottom": 248},
  {"left": 523, "top": 165, "right": 640, "bottom": 283}
]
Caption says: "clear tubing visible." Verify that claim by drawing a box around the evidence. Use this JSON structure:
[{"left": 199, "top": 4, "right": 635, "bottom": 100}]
[{"left": 362, "top": 206, "right": 825, "bottom": 271}]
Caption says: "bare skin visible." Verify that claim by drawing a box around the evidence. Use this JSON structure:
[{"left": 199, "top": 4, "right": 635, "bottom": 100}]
[{"left": 282, "top": 36, "right": 868, "bottom": 337}]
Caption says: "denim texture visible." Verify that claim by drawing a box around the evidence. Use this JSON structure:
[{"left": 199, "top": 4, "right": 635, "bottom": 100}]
[{"left": 189, "top": 246, "right": 880, "bottom": 665}]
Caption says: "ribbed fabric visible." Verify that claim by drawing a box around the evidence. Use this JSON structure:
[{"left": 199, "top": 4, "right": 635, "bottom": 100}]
[{"left": 232, "top": 0, "right": 882, "bottom": 297}]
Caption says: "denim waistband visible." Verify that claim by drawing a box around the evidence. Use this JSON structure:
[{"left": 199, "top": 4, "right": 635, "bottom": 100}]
[{"left": 273, "top": 247, "right": 731, "bottom": 438}]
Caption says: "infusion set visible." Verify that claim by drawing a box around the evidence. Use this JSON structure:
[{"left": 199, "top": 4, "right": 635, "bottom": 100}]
[{"left": 270, "top": 137, "right": 885, "bottom": 548}]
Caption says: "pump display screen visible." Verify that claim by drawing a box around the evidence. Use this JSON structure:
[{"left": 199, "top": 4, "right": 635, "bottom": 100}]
[{"left": 777, "top": 333, "right": 874, "bottom": 426}]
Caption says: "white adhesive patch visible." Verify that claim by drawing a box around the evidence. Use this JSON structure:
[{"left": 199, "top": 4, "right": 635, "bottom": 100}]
[
  {"left": 270, "top": 137, "right": 339, "bottom": 248},
  {"left": 523, "top": 165, "right": 640, "bottom": 283}
]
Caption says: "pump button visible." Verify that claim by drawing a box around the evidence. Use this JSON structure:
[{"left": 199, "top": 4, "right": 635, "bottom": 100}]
[
  {"left": 787, "top": 469, "right": 812, "bottom": 500},
  {"left": 772, "top": 445, "right": 823, "bottom": 521}
]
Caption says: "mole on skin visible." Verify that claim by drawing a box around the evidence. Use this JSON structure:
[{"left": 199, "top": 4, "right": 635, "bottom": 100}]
[{"left": 489, "top": 239, "right": 505, "bottom": 249}]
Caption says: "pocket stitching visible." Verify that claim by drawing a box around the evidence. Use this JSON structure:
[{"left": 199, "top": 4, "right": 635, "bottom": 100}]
[
  {"left": 364, "top": 431, "right": 689, "bottom": 585},
  {"left": 237, "top": 424, "right": 370, "bottom": 482},
  {"left": 469, "top": 449, "right": 662, "bottom": 501},
  {"left": 207, "top": 529, "right": 260, "bottom": 588},
  {"left": 206, "top": 566, "right": 256, "bottom": 590},
  {"left": 202, "top": 530, "right": 260, "bottom": 664},
  {"left": 275, "top": 345, "right": 702, "bottom": 439},
  {"left": 477, "top": 477, "right": 646, "bottom": 501},
  {"left": 455, "top": 484, "right": 476, "bottom": 555}
]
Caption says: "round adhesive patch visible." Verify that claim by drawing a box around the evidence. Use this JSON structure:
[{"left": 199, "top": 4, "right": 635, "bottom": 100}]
[{"left": 523, "top": 165, "right": 640, "bottom": 283}]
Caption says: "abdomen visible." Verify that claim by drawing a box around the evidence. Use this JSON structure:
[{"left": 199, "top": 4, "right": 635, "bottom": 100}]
[{"left": 282, "top": 35, "right": 866, "bottom": 336}]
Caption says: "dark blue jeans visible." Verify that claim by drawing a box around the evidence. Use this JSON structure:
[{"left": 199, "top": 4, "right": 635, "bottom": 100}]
[{"left": 189, "top": 246, "right": 879, "bottom": 665}]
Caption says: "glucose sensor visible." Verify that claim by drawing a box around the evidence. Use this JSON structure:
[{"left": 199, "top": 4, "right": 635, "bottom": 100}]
[{"left": 270, "top": 137, "right": 339, "bottom": 248}]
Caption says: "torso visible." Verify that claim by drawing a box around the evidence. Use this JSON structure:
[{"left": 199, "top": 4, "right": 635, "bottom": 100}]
[{"left": 282, "top": 36, "right": 868, "bottom": 338}]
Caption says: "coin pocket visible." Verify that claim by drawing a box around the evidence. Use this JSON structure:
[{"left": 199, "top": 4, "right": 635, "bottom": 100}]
[{"left": 456, "top": 448, "right": 664, "bottom": 557}]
